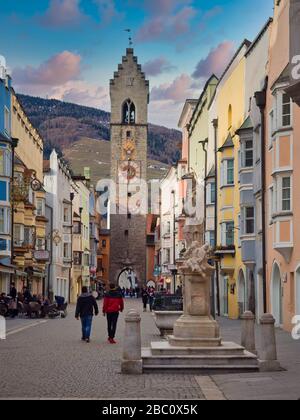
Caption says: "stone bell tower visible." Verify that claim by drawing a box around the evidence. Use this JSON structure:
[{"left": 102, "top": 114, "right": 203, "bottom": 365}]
[{"left": 109, "top": 48, "right": 149, "bottom": 287}]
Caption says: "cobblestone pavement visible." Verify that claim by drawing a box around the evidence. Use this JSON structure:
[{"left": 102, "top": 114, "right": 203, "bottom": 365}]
[
  {"left": 1, "top": 301, "right": 300, "bottom": 400},
  {"left": 214, "top": 317, "right": 300, "bottom": 400},
  {"left": 0, "top": 299, "right": 204, "bottom": 400}
]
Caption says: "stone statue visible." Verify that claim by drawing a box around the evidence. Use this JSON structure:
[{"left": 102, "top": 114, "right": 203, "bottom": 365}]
[
  {"left": 181, "top": 242, "right": 214, "bottom": 277},
  {"left": 170, "top": 239, "right": 221, "bottom": 347}
]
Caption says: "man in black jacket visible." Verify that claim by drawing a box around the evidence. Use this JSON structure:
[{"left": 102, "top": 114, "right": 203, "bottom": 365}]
[{"left": 75, "top": 287, "right": 99, "bottom": 343}]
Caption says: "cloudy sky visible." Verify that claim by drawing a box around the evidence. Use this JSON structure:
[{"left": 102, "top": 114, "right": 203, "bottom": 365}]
[{"left": 0, "top": 0, "right": 274, "bottom": 128}]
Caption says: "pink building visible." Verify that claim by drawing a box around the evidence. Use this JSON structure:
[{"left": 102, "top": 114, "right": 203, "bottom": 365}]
[{"left": 265, "top": 0, "right": 300, "bottom": 330}]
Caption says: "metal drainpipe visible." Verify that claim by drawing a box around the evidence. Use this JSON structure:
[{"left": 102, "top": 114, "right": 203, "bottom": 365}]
[
  {"left": 213, "top": 119, "right": 221, "bottom": 317},
  {"left": 255, "top": 82, "right": 268, "bottom": 314},
  {"left": 46, "top": 203, "right": 53, "bottom": 300},
  {"left": 69, "top": 192, "right": 75, "bottom": 303},
  {"left": 10, "top": 138, "right": 19, "bottom": 285}
]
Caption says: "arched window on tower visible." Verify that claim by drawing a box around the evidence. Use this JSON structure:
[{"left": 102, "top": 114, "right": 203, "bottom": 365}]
[{"left": 122, "top": 99, "right": 136, "bottom": 124}]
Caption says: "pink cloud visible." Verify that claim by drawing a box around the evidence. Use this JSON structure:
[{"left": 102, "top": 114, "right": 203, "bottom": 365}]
[
  {"left": 39, "top": 0, "right": 84, "bottom": 28},
  {"left": 94, "top": 0, "right": 122, "bottom": 24},
  {"left": 50, "top": 81, "right": 110, "bottom": 110},
  {"left": 142, "top": 0, "right": 192, "bottom": 16},
  {"left": 192, "top": 41, "right": 235, "bottom": 79},
  {"left": 136, "top": 6, "right": 196, "bottom": 42},
  {"left": 143, "top": 57, "right": 176, "bottom": 77},
  {"left": 151, "top": 74, "right": 197, "bottom": 102},
  {"left": 13, "top": 51, "right": 81, "bottom": 87}
]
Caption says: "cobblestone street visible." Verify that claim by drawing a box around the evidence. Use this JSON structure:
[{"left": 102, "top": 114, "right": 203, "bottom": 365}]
[{"left": 1, "top": 299, "right": 300, "bottom": 400}]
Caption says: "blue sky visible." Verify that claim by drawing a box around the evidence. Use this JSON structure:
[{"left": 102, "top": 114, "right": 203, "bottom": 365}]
[{"left": 0, "top": 0, "right": 274, "bottom": 128}]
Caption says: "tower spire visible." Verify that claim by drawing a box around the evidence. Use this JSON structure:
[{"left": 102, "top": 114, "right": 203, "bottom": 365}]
[{"left": 124, "top": 29, "right": 133, "bottom": 48}]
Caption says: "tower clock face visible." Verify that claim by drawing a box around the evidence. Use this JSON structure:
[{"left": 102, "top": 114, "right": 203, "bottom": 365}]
[
  {"left": 118, "top": 160, "right": 141, "bottom": 183},
  {"left": 122, "top": 139, "right": 136, "bottom": 160}
]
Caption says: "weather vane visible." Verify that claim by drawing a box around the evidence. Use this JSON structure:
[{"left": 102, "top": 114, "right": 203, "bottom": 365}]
[{"left": 124, "top": 29, "right": 133, "bottom": 47}]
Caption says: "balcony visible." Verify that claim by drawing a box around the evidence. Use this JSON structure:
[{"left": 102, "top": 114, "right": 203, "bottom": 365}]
[{"left": 214, "top": 245, "right": 236, "bottom": 256}]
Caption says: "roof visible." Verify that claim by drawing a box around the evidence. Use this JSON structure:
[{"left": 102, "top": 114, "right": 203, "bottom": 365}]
[
  {"left": 245, "top": 18, "right": 273, "bottom": 57},
  {"left": 0, "top": 132, "right": 12, "bottom": 144},
  {"left": 177, "top": 99, "right": 198, "bottom": 128},
  {"left": 236, "top": 116, "right": 253, "bottom": 135},
  {"left": 218, "top": 134, "right": 234, "bottom": 152},
  {"left": 270, "top": 64, "right": 290, "bottom": 91},
  {"left": 206, "top": 165, "right": 216, "bottom": 179}
]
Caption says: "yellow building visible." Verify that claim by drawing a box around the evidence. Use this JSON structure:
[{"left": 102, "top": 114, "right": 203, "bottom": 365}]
[
  {"left": 213, "top": 41, "right": 250, "bottom": 319},
  {"left": 11, "top": 92, "right": 47, "bottom": 295}
]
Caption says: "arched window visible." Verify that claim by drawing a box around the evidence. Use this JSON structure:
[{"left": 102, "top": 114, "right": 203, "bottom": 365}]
[{"left": 122, "top": 99, "right": 136, "bottom": 124}]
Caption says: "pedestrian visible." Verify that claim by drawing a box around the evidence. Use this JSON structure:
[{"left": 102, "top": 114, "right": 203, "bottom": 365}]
[
  {"left": 103, "top": 283, "right": 124, "bottom": 344},
  {"left": 148, "top": 287, "right": 155, "bottom": 312},
  {"left": 75, "top": 286, "right": 99, "bottom": 343},
  {"left": 141, "top": 287, "right": 148, "bottom": 312},
  {"left": 9, "top": 282, "right": 17, "bottom": 300}
]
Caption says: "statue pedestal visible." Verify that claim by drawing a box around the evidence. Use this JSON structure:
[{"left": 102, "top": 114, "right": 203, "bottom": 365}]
[
  {"left": 142, "top": 242, "right": 259, "bottom": 373},
  {"left": 170, "top": 269, "right": 221, "bottom": 347},
  {"left": 169, "top": 315, "right": 221, "bottom": 347}
]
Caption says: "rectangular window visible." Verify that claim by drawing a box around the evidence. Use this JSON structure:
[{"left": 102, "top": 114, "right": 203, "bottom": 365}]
[
  {"left": 0, "top": 147, "right": 11, "bottom": 177},
  {"left": 245, "top": 207, "right": 255, "bottom": 234},
  {"left": 73, "top": 221, "right": 81, "bottom": 234},
  {"left": 4, "top": 107, "right": 10, "bottom": 135},
  {"left": 36, "top": 238, "right": 45, "bottom": 251},
  {"left": 73, "top": 251, "right": 82, "bottom": 265},
  {"left": 222, "top": 222, "right": 234, "bottom": 246},
  {"left": 102, "top": 239, "right": 106, "bottom": 248},
  {"left": 14, "top": 224, "right": 24, "bottom": 246},
  {"left": 63, "top": 243, "right": 71, "bottom": 260},
  {"left": 206, "top": 231, "right": 215, "bottom": 248},
  {"left": 0, "top": 207, "right": 10, "bottom": 234},
  {"left": 221, "top": 160, "right": 234, "bottom": 186},
  {"left": 269, "top": 110, "right": 275, "bottom": 147},
  {"left": 24, "top": 227, "right": 34, "bottom": 246},
  {"left": 63, "top": 206, "right": 71, "bottom": 224},
  {"left": 245, "top": 140, "right": 254, "bottom": 167},
  {"left": 282, "top": 94, "right": 291, "bottom": 127},
  {"left": 282, "top": 177, "right": 291, "bottom": 211},
  {"left": 0, "top": 180, "right": 8, "bottom": 202},
  {"left": 207, "top": 182, "right": 216, "bottom": 204},
  {"left": 36, "top": 198, "right": 45, "bottom": 217},
  {"left": 0, "top": 238, "right": 8, "bottom": 252}
]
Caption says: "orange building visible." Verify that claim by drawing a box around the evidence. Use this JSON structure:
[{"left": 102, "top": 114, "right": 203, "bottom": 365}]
[
  {"left": 98, "top": 228, "right": 110, "bottom": 289},
  {"left": 265, "top": 0, "right": 300, "bottom": 330}
]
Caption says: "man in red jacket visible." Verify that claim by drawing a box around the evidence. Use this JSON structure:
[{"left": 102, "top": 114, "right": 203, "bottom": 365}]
[{"left": 103, "top": 283, "right": 124, "bottom": 344}]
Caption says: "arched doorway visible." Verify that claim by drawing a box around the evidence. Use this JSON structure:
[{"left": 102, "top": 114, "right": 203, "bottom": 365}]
[
  {"left": 296, "top": 267, "right": 300, "bottom": 317},
  {"left": 271, "top": 262, "right": 282, "bottom": 326},
  {"left": 238, "top": 270, "right": 246, "bottom": 317},
  {"left": 118, "top": 268, "right": 137, "bottom": 290}
]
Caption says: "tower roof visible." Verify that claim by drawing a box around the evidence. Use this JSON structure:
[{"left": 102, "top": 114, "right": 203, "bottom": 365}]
[{"left": 110, "top": 48, "right": 149, "bottom": 88}]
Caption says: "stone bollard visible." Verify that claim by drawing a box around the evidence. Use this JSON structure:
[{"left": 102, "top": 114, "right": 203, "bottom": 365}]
[
  {"left": 241, "top": 311, "right": 256, "bottom": 354},
  {"left": 259, "top": 314, "right": 282, "bottom": 372},
  {"left": 121, "top": 310, "right": 143, "bottom": 375}
]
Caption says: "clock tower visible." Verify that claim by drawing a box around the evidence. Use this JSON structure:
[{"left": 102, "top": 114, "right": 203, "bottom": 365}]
[{"left": 109, "top": 48, "right": 149, "bottom": 287}]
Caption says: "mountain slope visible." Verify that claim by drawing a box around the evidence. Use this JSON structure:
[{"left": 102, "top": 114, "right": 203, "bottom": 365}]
[
  {"left": 17, "top": 94, "right": 182, "bottom": 164},
  {"left": 63, "top": 137, "right": 170, "bottom": 185}
]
